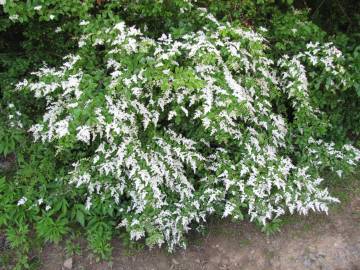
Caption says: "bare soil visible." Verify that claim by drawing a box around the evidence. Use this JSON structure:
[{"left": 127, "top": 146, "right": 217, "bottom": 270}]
[{"left": 37, "top": 194, "right": 360, "bottom": 270}]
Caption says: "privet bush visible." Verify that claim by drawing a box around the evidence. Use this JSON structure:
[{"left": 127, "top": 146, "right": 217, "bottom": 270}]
[{"left": 12, "top": 8, "right": 360, "bottom": 250}]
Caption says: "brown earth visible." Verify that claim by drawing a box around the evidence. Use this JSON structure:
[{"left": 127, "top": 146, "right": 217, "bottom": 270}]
[{"left": 36, "top": 194, "right": 360, "bottom": 270}]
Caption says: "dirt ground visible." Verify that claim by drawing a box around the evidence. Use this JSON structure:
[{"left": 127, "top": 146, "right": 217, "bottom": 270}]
[{"left": 36, "top": 193, "right": 360, "bottom": 270}]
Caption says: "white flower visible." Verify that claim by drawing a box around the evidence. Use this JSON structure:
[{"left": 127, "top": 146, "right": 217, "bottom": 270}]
[
  {"left": 38, "top": 198, "right": 44, "bottom": 205},
  {"left": 78, "top": 40, "right": 86, "bottom": 47},
  {"left": 181, "top": 106, "right": 188, "bottom": 117},
  {"left": 202, "top": 118, "right": 211, "bottom": 129},
  {"left": 259, "top": 26, "right": 268, "bottom": 32},
  {"left": 45, "top": 205, "right": 51, "bottom": 211},
  {"left": 9, "top": 14, "right": 19, "bottom": 21},
  {"left": 223, "top": 202, "right": 235, "bottom": 218},
  {"left": 49, "top": 14, "right": 55, "bottom": 20},
  {"left": 55, "top": 27, "right": 62, "bottom": 33},
  {"left": 130, "top": 229, "right": 145, "bottom": 241},
  {"left": 85, "top": 197, "right": 92, "bottom": 210},
  {"left": 155, "top": 62, "right": 164, "bottom": 68},
  {"left": 162, "top": 69, "right": 170, "bottom": 75},
  {"left": 55, "top": 119, "right": 69, "bottom": 138},
  {"left": 79, "top": 20, "right": 89, "bottom": 26},
  {"left": 93, "top": 38, "right": 104, "bottom": 46},
  {"left": 76, "top": 125, "right": 92, "bottom": 144},
  {"left": 168, "top": 111, "right": 177, "bottom": 121},
  {"left": 34, "top": 5, "right": 42, "bottom": 11},
  {"left": 17, "top": 197, "right": 27, "bottom": 206}
]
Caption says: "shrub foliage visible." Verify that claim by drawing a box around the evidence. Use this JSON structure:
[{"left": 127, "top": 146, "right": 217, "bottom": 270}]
[{"left": 0, "top": 0, "right": 359, "bottom": 268}]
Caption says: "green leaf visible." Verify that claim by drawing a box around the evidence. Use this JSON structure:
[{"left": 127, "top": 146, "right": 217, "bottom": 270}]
[{"left": 76, "top": 210, "right": 85, "bottom": 227}]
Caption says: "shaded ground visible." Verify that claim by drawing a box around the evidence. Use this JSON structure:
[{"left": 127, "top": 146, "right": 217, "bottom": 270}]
[{"left": 37, "top": 178, "right": 360, "bottom": 270}]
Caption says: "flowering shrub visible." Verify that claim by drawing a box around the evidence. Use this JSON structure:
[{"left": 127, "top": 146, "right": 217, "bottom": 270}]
[
  {"left": 11, "top": 8, "right": 360, "bottom": 252},
  {"left": 1, "top": 1, "right": 360, "bottom": 268},
  {"left": 267, "top": 11, "right": 360, "bottom": 143}
]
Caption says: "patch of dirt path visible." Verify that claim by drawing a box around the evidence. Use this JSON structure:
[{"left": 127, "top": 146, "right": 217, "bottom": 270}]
[{"left": 40, "top": 197, "right": 360, "bottom": 270}]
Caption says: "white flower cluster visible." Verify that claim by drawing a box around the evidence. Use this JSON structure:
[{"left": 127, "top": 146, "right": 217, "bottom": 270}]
[
  {"left": 279, "top": 41, "right": 346, "bottom": 114},
  {"left": 6, "top": 103, "right": 23, "bottom": 129},
  {"left": 17, "top": 10, "right": 360, "bottom": 250}
]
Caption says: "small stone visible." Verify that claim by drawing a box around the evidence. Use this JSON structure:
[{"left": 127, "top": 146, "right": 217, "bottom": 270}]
[
  {"left": 172, "top": 258, "right": 179, "bottom": 265},
  {"left": 63, "top": 258, "right": 73, "bottom": 270},
  {"left": 195, "top": 258, "right": 201, "bottom": 263}
]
